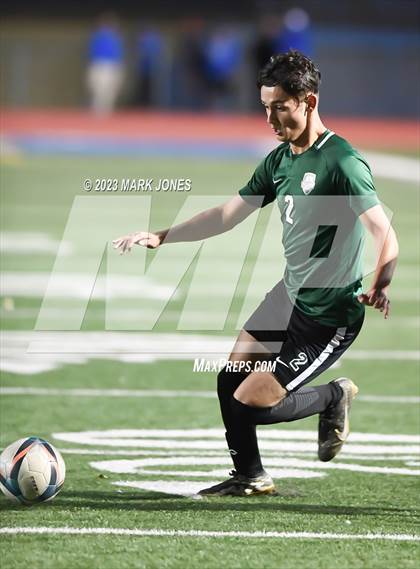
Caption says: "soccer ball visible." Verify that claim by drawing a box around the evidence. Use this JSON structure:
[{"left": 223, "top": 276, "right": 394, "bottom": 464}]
[{"left": 0, "top": 437, "right": 65, "bottom": 505}]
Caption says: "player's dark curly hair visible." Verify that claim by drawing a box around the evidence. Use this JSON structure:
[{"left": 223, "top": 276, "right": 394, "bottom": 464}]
[{"left": 257, "top": 49, "right": 321, "bottom": 96}]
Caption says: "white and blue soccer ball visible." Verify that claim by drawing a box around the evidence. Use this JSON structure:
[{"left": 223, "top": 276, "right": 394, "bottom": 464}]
[{"left": 0, "top": 437, "right": 65, "bottom": 505}]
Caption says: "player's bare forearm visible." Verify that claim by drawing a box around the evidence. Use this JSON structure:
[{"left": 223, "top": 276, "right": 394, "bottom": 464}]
[
  {"left": 157, "top": 206, "right": 231, "bottom": 244},
  {"left": 370, "top": 227, "right": 399, "bottom": 290},
  {"left": 112, "top": 196, "right": 256, "bottom": 254},
  {"left": 358, "top": 206, "right": 399, "bottom": 318}
]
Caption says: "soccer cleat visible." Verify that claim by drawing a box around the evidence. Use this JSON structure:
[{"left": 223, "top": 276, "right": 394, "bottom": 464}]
[
  {"left": 197, "top": 470, "right": 276, "bottom": 497},
  {"left": 318, "top": 377, "right": 359, "bottom": 462}
]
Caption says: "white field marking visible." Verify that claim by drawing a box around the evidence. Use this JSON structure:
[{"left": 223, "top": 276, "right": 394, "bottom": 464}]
[
  {"left": 114, "top": 476, "right": 324, "bottom": 497},
  {"left": 0, "top": 356, "right": 156, "bottom": 375},
  {"left": 90, "top": 456, "right": 420, "bottom": 477},
  {"left": 0, "top": 308, "right": 241, "bottom": 326},
  {"left": 0, "top": 137, "right": 22, "bottom": 157},
  {"left": 363, "top": 151, "right": 420, "bottom": 184},
  {"left": 2, "top": 387, "right": 419, "bottom": 405},
  {"left": 78, "top": 440, "right": 417, "bottom": 455},
  {"left": 120, "top": 468, "right": 324, "bottom": 479},
  {"left": 53, "top": 438, "right": 419, "bottom": 455},
  {"left": 5, "top": 308, "right": 420, "bottom": 328},
  {"left": 126, "top": 465, "right": 418, "bottom": 478},
  {"left": 52, "top": 427, "right": 419, "bottom": 495},
  {"left": 0, "top": 272, "right": 175, "bottom": 300},
  {"left": 0, "top": 280, "right": 419, "bottom": 304},
  {"left": 57, "top": 449, "right": 419, "bottom": 462},
  {"left": 345, "top": 350, "right": 420, "bottom": 361},
  {"left": 52, "top": 428, "right": 420, "bottom": 444},
  {"left": 0, "top": 387, "right": 215, "bottom": 398},
  {"left": 358, "top": 395, "right": 420, "bottom": 404},
  {"left": 6, "top": 305, "right": 413, "bottom": 330},
  {"left": 16, "top": 332, "right": 420, "bottom": 359},
  {"left": 1, "top": 331, "right": 418, "bottom": 375},
  {"left": 0, "top": 271, "right": 277, "bottom": 299},
  {"left": 11, "top": 266, "right": 408, "bottom": 302},
  {"left": 0, "top": 232, "right": 73, "bottom": 255},
  {"left": 1, "top": 526, "right": 419, "bottom": 542}
]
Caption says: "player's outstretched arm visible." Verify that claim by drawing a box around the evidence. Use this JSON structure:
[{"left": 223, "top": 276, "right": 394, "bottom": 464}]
[
  {"left": 358, "top": 204, "right": 399, "bottom": 319},
  {"left": 112, "top": 195, "right": 257, "bottom": 254}
]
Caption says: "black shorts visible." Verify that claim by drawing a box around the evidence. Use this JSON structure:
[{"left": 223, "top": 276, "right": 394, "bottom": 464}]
[{"left": 244, "top": 280, "right": 364, "bottom": 392}]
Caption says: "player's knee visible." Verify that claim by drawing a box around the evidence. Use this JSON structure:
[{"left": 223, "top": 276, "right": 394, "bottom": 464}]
[
  {"left": 234, "top": 390, "right": 271, "bottom": 408},
  {"left": 234, "top": 373, "right": 286, "bottom": 407}
]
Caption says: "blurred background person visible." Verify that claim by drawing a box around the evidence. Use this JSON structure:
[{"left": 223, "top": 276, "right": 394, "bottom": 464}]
[
  {"left": 0, "top": 1, "right": 417, "bottom": 117},
  {"left": 133, "top": 26, "right": 165, "bottom": 108},
  {"left": 277, "top": 7, "right": 313, "bottom": 55},
  {"left": 202, "top": 25, "right": 243, "bottom": 111},
  {"left": 173, "top": 18, "right": 207, "bottom": 110},
  {"left": 254, "top": 14, "right": 283, "bottom": 71},
  {"left": 86, "top": 12, "right": 124, "bottom": 115},
  {"left": 251, "top": 13, "right": 283, "bottom": 109}
]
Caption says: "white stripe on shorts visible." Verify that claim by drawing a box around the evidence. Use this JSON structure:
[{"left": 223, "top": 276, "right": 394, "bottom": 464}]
[{"left": 286, "top": 326, "right": 347, "bottom": 391}]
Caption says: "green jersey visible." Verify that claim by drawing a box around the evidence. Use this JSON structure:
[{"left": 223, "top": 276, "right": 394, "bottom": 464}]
[{"left": 239, "top": 130, "right": 380, "bottom": 326}]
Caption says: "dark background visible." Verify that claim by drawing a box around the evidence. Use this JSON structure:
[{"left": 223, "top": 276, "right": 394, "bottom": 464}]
[{"left": 1, "top": 0, "right": 419, "bottom": 117}]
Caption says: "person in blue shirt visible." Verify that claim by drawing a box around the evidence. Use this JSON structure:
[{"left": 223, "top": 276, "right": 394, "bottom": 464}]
[
  {"left": 86, "top": 13, "right": 124, "bottom": 114},
  {"left": 133, "top": 27, "right": 164, "bottom": 107}
]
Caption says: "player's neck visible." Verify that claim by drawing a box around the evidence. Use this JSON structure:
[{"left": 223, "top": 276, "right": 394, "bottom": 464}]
[{"left": 290, "top": 117, "right": 327, "bottom": 155}]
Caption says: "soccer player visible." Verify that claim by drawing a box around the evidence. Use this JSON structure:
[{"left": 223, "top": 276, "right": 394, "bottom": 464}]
[{"left": 113, "top": 50, "right": 399, "bottom": 496}]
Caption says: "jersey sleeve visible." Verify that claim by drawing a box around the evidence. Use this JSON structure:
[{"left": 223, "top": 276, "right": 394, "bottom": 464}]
[
  {"left": 238, "top": 152, "right": 277, "bottom": 208},
  {"left": 336, "top": 153, "right": 380, "bottom": 216}
]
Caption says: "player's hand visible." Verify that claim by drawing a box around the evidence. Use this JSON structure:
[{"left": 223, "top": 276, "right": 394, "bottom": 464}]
[
  {"left": 112, "top": 231, "right": 162, "bottom": 254},
  {"left": 357, "top": 287, "right": 391, "bottom": 319}
]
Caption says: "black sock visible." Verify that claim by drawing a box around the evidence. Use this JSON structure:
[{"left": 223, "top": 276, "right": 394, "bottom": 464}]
[
  {"left": 217, "top": 367, "right": 265, "bottom": 478},
  {"left": 231, "top": 383, "right": 343, "bottom": 426},
  {"left": 224, "top": 427, "right": 264, "bottom": 478},
  {"left": 217, "top": 368, "right": 247, "bottom": 430}
]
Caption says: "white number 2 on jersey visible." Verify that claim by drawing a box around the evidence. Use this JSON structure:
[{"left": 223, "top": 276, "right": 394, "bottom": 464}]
[{"left": 284, "top": 195, "right": 294, "bottom": 224}]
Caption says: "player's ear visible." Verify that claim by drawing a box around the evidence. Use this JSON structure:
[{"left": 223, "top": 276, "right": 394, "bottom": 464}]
[{"left": 305, "top": 93, "right": 317, "bottom": 111}]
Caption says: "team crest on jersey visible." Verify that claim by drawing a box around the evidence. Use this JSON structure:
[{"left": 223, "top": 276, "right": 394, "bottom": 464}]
[{"left": 301, "top": 172, "right": 316, "bottom": 194}]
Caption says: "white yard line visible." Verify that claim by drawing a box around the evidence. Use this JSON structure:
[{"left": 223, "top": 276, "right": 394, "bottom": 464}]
[
  {"left": 2, "top": 309, "right": 420, "bottom": 328},
  {"left": 358, "top": 395, "right": 420, "bottom": 404},
  {"left": 98, "top": 458, "right": 419, "bottom": 477},
  {"left": 1, "top": 330, "right": 419, "bottom": 374},
  {"left": 57, "top": 449, "right": 419, "bottom": 461},
  {"left": 52, "top": 428, "right": 420, "bottom": 443},
  {"left": 1, "top": 387, "right": 419, "bottom": 405},
  {"left": 363, "top": 151, "right": 420, "bottom": 184},
  {"left": 0, "top": 232, "right": 73, "bottom": 255},
  {"left": 1, "top": 272, "right": 419, "bottom": 301},
  {"left": 2, "top": 331, "right": 418, "bottom": 359},
  {"left": 344, "top": 350, "right": 420, "bottom": 361},
  {"left": 0, "top": 272, "right": 174, "bottom": 300},
  {"left": 0, "top": 526, "right": 418, "bottom": 542},
  {"left": 0, "top": 387, "right": 216, "bottom": 398},
  {"left": 52, "top": 439, "right": 418, "bottom": 454}
]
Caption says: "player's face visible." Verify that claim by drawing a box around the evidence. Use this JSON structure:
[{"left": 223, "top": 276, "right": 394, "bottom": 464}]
[{"left": 261, "top": 85, "right": 309, "bottom": 143}]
